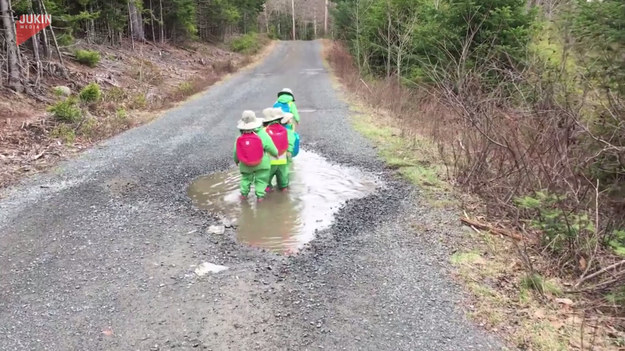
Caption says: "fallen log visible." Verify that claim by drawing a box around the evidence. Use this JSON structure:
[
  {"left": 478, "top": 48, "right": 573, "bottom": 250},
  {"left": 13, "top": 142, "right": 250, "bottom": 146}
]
[{"left": 460, "top": 217, "right": 524, "bottom": 241}]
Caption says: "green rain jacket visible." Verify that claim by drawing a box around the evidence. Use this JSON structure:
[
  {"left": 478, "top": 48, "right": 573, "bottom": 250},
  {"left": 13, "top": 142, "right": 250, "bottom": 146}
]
[
  {"left": 286, "top": 126, "right": 295, "bottom": 153},
  {"left": 233, "top": 128, "right": 278, "bottom": 172},
  {"left": 276, "top": 95, "right": 300, "bottom": 124}
]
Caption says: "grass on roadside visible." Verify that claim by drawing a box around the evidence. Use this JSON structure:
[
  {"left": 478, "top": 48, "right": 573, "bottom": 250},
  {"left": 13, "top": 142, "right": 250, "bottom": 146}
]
[{"left": 348, "top": 103, "right": 449, "bottom": 194}]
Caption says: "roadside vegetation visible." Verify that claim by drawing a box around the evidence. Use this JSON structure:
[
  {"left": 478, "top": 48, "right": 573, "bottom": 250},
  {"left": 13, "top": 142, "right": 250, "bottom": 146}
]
[
  {"left": 229, "top": 32, "right": 271, "bottom": 55},
  {"left": 0, "top": 0, "right": 276, "bottom": 189},
  {"left": 328, "top": 0, "right": 625, "bottom": 348}
]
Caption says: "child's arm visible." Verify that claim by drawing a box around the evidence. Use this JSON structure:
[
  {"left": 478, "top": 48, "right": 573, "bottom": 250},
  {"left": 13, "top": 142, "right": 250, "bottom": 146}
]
[
  {"left": 261, "top": 132, "right": 279, "bottom": 157},
  {"left": 233, "top": 141, "right": 239, "bottom": 164},
  {"left": 287, "top": 129, "right": 295, "bottom": 153},
  {"left": 289, "top": 102, "right": 300, "bottom": 124}
]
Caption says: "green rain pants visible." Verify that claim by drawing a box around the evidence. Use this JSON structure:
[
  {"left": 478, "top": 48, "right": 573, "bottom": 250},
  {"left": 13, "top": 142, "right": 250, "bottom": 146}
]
[
  {"left": 240, "top": 169, "right": 270, "bottom": 198},
  {"left": 267, "top": 164, "right": 290, "bottom": 189}
]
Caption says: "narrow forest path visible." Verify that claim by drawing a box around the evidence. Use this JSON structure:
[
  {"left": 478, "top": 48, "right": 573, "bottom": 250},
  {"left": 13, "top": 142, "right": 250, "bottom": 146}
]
[{"left": 0, "top": 41, "right": 503, "bottom": 350}]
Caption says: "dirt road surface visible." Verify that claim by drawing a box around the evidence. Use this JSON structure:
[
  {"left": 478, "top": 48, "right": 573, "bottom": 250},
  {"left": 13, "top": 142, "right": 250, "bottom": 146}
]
[{"left": 0, "top": 41, "right": 503, "bottom": 350}]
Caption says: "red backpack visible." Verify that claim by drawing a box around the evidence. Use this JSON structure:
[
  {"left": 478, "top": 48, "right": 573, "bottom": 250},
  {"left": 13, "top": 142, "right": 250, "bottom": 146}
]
[
  {"left": 266, "top": 124, "right": 288, "bottom": 155},
  {"left": 236, "top": 133, "right": 264, "bottom": 166}
]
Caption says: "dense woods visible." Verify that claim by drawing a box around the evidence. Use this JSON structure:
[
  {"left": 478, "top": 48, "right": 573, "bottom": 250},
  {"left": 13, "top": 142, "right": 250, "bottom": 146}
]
[
  {"left": 331, "top": 0, "right": 625, "bottom": 310},
  {"left": 0, "top": 0, "right": 266, "bottom": 93},
  {"left": 0, "top": 0, "right": 331, "bottom": 93}
]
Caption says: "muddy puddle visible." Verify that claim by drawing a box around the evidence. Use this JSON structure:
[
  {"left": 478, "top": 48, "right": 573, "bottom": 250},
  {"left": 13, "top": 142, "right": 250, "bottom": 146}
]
[{"left": 187, "top": 150, "right": 381, "bottom": 254}]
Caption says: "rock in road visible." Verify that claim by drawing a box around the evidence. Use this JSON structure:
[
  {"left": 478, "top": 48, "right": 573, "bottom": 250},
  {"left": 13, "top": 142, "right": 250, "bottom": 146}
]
[{"left": 0, "top": 41, "right": 503, "bottom": 350}]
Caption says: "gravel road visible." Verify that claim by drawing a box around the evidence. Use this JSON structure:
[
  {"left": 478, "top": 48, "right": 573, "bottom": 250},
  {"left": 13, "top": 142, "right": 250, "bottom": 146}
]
[{"left": 0, "top": 41, "right": 504, "bottom": 350}]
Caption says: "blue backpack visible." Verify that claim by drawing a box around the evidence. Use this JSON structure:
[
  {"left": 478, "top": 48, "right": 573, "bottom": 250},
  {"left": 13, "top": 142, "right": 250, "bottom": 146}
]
[
  {"left": 292, "top": 132, "right": 300, "bottom": 157},
  {"left": 273, "top": 101, "right": 290, "bottom": 113},
  {"left": 285, "top": 124, "right": 300, "bottom": 157}
]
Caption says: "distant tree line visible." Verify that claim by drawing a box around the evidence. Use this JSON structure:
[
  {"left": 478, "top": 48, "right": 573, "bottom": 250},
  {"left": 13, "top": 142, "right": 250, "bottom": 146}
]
[{"left": 0, "top": 0, "right": 268, "bottom": 92}]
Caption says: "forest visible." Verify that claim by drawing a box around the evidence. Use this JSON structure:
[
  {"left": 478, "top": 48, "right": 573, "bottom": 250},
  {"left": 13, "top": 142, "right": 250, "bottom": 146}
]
[
  {"left": 0, "top": 0, "right": 330, "bottom": 94},
  {"left": 329, "top": 0, "right": 625, "bottom": 336}
]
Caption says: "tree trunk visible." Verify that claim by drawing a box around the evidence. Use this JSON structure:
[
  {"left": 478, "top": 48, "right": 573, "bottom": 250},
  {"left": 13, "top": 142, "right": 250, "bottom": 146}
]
[
  {"left": 159, "top": 0, "right": 164, "bottom": 44},
  {"left": 40, "top": 27, "right": 50, "bottom": 58},
  {"left": 324, "top": 0, "right": 328, "bottom": 36},
  {"left": 32, "top": 32, "right": 42, "bottom": 85},
  {"left": 149, "top": 0, "right": 156, "bottom": 41},
  {"left": 37, "top": 0, "right": 64, "bottom": 66},
  {"left": 386, "top": 3, "right": 392, "bottom": 79},
  {"left": 128, "top": 0, "right": 145, "bottom": 41},
  {"left": 263, "top": 4, "right": 269, "bottom": 33},
  {"left": 28, "top": 0, "right": 42, "bottom": 85},
  {"left": 89, "top": 4, "right": 96, "bottom": 43},
  {"left": 313, "top": 11, "right": 317, "bottom": 39},
  {"left": 1, "top": 0, "right": 22, "bottom": 92},
  {"left": 355, "top": 0, "right": 362, "bottom": 73},
  {"left": 291, "top": 0, "right": 296, "bottom": 40},
  {"left": 128, "top": 1, "right": 135, "bottom": 49},
  {"left": 396, "top": 49, "right": 401, "bottom": 84},
  {"left": 34, "top": 0, "right": 50, "bottom": 58}
]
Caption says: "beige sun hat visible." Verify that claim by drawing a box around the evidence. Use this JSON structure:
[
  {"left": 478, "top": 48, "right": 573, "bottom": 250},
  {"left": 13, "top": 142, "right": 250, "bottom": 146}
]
[
  {"left": 275, "top": 108, "right": 294, "bottom": 124},
  {"left": 262, "top": 107, "right": 274, "bottom": 120},
  {"left": 263, "top": 107, "right": 286, "bottom": 123},
  {"left": 237, "top": 110, "right": 263, "bottom": 130}
]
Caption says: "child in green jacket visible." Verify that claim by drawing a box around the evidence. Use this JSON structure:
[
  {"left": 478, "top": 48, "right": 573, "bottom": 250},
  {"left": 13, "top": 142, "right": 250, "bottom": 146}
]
[
  {"left": 274, "top": 88, "right": 300, "bottom": 130},
  {"left": 234, "top": 110, "right": 278, "bottom": 202},
  {"left": 263, "top": 107, "right": 295, "bottom": 193}
]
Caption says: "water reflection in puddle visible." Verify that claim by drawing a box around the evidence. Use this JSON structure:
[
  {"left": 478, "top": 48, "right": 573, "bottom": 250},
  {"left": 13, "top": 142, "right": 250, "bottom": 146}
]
[{"left": 187, "top": 150, "right": 380, "bottom": 254}]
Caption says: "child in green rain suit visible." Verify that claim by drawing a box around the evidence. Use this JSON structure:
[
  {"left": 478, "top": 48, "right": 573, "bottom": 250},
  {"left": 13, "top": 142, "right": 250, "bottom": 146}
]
[
  {"left": 234, "top": 110, "right": 278, "bottom": 202},
  {"left": 273, "top": 88, "right": 300, "bottom": 130},
  {"left": 262, "top": 108, "right": 295, "bottom": 192}
]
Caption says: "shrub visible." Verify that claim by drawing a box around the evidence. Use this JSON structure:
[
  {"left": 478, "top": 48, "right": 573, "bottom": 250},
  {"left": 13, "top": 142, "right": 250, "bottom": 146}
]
[
  {"left": 56, "top": 33, "right": 74, "bottom": 47},
  {"left": 47, "top": 97, "right": 82, "bottom": 123},
  {"left": 51, "top": 124, "right": 76, "bottom": 144},
  {"left": 129, "top": 93, "right": 147, "bottom": 109},
  {"left": 520, "top": 273, "right": 561, "bottom": 296},
  {"left": 177, "top": 81, "right": 194, "bottom": 96},
  {"left": 229, "top": 33, "right": 267, "bottom": 55},
  {"left": 52, "top": 88, "right": 63, "bottom": 97},
  {"left": 609, "top": 230, "right": 625, "bottom": 257},
  {"left": 79, "top": 83, "right": 102, "bottom": 103},
  {"left": 103, "top": 87, "right": 127, "bottom": 102},
  {"left": 606, "top": 286, "right": 625, "bottom": 308},
  {"left": 114, "top": 108, "right": 132, "bottom": 128},
  {"left": 116, "top": 108, "right": 127, "bottom": 120},
  {"left": 75, "top": 50, "right": 100, "bottom": 67},
  {"left": 77, "top": 117, "right": 98, "bottom": 137},
  {"left": 516, "top": 191, "right": 595, "bottom": 252}
]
